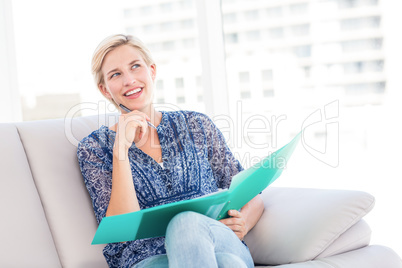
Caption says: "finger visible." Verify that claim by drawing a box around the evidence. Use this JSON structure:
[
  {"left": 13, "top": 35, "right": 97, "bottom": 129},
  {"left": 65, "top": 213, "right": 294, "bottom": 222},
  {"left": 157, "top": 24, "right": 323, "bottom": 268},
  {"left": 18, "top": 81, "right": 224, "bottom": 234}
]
[
  {"left": 225, "top": 225, "right": 246, "bottom": 240},
  {"left": 229, "top": 225, "right": 244, "bottom": 233},
  {"left": 220, "top": 217, "right": 240, "bottom": 225},
  {"left": 132, "top": 119, "right": 147, "bottom": 141},
  {"left": 220, "top": 219, "right": 244, "bottom": 231},
  {"left": 138, "top": 119, "right": 148, "bottom": 136},
  {"left": 129, "top": 112, "right": 151, "bottom": 131},
  {"left": 228, "top": 210, "right": 242, "bottom": 218},
  {"left": 132, "top": 119, "right": 147, "bottom": 131},
  {"left": 119, "top": 115, "right": 146, "bottom": 142}
]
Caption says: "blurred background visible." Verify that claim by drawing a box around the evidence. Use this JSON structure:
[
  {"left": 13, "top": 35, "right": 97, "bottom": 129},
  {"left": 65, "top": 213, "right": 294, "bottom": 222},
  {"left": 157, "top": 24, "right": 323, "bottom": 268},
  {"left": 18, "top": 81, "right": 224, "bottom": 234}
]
[{"left": 1, "top": 0, "right": 401, "bottom": 257}]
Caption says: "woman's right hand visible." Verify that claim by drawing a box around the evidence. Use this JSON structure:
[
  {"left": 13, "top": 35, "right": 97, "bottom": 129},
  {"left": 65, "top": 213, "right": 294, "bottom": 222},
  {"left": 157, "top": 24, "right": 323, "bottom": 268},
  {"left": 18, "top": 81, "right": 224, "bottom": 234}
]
[
  {"left": 107, "top": 110, "right": 147, "bottom": 217},
  {"left": 115, "top": 110, "right": 150, "bottom": 153}
]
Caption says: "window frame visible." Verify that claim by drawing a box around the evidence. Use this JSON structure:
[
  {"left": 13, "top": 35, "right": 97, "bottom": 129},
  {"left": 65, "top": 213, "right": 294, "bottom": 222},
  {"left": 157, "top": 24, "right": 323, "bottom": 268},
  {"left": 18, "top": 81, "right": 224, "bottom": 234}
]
[{"left": 0, "top": 0, "right": 21, "bottom": 122}]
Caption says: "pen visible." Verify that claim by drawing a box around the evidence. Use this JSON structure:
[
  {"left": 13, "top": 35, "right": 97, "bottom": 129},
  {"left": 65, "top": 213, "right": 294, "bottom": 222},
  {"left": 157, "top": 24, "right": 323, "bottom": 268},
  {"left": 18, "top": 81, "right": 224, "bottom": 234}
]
[{"left": 119, "top": 104, "right": 157, "bottom": 130}]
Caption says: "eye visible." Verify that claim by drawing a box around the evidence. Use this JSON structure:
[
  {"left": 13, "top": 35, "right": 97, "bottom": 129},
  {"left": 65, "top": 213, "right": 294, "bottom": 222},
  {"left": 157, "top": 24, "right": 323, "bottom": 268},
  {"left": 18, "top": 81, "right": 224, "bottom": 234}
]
[
  {"left": 132, "top": 64, "right": 140, "bottom": 69},
  {"left": 110, "top": 72, "right": 120, "bottom": 79}
]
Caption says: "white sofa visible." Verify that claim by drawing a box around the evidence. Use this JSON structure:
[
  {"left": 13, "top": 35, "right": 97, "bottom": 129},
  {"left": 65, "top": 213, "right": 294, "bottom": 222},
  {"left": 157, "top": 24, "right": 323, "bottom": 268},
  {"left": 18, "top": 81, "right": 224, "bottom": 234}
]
[{"left": 1, "top": 114, "right": 401, "bottom": 268}]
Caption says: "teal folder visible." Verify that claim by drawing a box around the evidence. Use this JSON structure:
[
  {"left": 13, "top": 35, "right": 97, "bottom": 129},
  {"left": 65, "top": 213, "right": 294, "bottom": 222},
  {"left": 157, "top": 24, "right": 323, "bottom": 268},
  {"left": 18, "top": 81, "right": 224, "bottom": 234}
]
[{"left": 92, "top": 132, "right": 301, "bottom": 245}]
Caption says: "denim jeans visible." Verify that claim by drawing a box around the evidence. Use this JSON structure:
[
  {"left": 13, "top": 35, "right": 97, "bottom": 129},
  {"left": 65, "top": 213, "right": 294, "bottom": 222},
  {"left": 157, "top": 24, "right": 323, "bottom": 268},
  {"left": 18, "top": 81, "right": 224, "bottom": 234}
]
[{"left": 133, "top": 211, "right": 254, "bottom": 268}]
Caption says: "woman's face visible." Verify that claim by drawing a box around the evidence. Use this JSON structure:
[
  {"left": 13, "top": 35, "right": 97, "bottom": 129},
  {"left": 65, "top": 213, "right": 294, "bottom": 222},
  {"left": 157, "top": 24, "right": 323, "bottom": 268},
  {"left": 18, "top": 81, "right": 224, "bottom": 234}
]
[{"left": 99, "top": 44, "right": 156, "bottom": 113}]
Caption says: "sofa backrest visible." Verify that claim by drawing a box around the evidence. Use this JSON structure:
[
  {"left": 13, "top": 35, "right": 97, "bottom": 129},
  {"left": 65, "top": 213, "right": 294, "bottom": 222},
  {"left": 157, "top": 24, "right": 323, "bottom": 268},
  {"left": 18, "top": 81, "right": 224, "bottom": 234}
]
[
  {"left": 1, "top": 124, "right": 61, "bottom": 267},
  {"left": 0, "top": 114, "right": 117, "bottom": 267}
]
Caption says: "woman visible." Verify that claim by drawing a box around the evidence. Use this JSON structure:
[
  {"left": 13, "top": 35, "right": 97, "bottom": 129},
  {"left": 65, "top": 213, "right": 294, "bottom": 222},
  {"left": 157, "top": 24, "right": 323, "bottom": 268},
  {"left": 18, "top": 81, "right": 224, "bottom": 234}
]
[{"left": 77, "top": 34, "right": 264, "bottom": 268}]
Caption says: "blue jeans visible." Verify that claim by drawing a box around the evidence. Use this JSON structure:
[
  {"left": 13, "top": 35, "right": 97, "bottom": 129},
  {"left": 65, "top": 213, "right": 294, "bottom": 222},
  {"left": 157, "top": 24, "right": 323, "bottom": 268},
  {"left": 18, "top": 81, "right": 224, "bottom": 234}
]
[{"left": 133, "top": 211, "right": 254, "bottom": 268}]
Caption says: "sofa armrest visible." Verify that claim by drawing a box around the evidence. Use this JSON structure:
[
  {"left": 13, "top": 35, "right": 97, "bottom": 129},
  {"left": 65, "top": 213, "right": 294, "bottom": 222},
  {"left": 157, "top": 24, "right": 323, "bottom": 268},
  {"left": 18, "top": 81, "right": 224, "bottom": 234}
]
[{"left": 244, "top": 187, "right": 375, "bottom": 265}]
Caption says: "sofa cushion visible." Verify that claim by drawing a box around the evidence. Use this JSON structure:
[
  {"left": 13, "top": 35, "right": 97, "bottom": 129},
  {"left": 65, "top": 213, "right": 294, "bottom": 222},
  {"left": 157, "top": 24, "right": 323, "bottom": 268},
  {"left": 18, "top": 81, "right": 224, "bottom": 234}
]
[
  {"left": 15, "top": 116, "right": 111, "bottom": 268},
  {"left": 0, "top": 124, "right": 61, "bottom": 267},
  {"left": 244, "top": 187, "right": 375, "bottom": 265},
  {"left": 258, "top": 245, "right": 402, "bottom": 268},
  {"left": 316, "top": 219, "right": 371, "bottom": 258}
]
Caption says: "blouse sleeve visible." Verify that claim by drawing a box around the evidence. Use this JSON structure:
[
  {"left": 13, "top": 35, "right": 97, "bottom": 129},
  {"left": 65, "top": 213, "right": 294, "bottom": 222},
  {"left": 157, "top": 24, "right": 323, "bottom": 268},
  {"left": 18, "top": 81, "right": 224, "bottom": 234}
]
[
  {"left": 77, "top": 136, "right": 113, "bottom": 224},
  {"left": 198, "top": 113, "right": 244, "bottom": 189}
]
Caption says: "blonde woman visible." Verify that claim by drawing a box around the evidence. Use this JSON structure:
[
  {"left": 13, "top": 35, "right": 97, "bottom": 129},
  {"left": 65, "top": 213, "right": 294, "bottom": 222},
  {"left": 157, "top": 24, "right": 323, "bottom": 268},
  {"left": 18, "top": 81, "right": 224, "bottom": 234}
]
[{"left": 77, "top": 34, "right": 264, "bottom": 268}]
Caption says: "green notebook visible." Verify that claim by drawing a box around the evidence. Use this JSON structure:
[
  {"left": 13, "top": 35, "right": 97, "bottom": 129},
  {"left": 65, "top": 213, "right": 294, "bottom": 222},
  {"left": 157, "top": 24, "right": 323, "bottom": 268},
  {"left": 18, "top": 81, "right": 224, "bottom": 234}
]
[{"left": 92, "top": 132, "right": 301, "bottom": 245}]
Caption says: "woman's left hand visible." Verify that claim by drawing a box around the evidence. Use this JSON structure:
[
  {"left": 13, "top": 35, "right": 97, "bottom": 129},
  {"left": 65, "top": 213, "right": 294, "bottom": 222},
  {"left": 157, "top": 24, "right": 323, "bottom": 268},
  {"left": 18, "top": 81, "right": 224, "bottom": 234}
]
[{"left": 219, "top": 210, "right": 248, "bottom": 240}]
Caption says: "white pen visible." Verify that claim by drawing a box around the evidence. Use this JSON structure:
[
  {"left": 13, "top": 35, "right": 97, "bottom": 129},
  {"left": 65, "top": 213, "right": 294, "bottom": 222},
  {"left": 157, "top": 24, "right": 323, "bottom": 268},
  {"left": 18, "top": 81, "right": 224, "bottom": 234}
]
[{"left": 119, "top": 104, "right": 157, "bottom": 130}]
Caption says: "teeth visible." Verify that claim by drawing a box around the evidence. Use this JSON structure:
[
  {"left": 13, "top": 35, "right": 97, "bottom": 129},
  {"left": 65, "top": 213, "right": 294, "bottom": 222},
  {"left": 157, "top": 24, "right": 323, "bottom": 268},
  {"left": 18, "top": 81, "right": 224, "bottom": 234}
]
[{"left": 125, "top": 88, "right": 142, "bottom": 96}]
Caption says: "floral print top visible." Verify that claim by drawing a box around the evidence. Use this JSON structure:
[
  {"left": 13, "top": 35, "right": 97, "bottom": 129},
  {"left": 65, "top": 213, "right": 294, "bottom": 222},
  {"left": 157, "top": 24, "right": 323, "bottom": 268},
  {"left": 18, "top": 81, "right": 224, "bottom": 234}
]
[{"left": 77, "top": 111, "right": 243, "bottom": 267}]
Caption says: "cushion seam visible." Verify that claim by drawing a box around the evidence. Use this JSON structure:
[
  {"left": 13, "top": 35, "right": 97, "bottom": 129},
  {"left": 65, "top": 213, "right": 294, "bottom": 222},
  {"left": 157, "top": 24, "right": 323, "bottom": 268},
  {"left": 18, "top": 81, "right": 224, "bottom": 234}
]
[{"left": 314, "top": 195, "right": 375, "bottom": 259}]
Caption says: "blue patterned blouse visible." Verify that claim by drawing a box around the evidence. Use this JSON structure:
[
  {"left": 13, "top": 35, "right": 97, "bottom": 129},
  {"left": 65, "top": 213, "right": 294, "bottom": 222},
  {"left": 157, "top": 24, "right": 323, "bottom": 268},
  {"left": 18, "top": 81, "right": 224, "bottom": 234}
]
[{"left": 77, "top": 111, "right": 243, "bottom": 268}]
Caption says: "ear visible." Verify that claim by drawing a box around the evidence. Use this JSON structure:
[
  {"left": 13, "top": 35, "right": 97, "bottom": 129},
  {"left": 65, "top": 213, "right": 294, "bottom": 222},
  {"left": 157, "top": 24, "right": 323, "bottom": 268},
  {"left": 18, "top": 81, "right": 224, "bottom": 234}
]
[
  {"left": 98, "top": 83, "right": 112, "bottom": 99},
  {"left": 150, "top": 64, "right": 157, "bottom": 81}
]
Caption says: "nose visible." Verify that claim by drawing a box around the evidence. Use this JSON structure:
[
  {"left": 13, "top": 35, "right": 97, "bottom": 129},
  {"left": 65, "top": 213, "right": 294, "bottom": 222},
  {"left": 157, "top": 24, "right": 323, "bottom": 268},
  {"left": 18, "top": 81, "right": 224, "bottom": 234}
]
[{"left": 123, "top": 72, "right": 136, "bottom": 86}]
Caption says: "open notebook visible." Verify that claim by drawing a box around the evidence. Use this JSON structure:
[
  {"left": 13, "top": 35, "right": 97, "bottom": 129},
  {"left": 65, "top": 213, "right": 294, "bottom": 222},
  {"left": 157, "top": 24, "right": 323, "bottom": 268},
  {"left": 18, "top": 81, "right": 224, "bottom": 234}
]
[{"left": 92, "top": 131, "right": 301, "bottom": 244}]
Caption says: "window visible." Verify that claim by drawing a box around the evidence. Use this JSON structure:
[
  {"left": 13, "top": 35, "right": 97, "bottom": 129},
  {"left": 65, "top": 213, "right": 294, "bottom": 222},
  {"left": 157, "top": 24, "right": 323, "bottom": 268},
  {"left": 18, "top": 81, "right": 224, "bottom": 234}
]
[
  {"left": 223, "top": 13, "right": 237, "bottom": 24},
  {"left": 245, "top": 30, "right": 260, "bottom": 41},
  {"left": 176, "top": 96, "right": 186, "bottom": 103},
  {"left": 239, "top": 72, "right": 250, "bottom": 83},
  {"left": 291, "top": 24, "right": 310, "bottom": 37},
  {"left": 161, "top": 21, "right": 176, "bottom": 32},
  {"left": 345, "top": 82, "right": 385, "bottom": 94},
  {"left": 225, "top": 33, "right": 239, "bottom": 44},
  {"left": 140, "top": 5, "right": 153, "bottom": 15},
  {"left": 182, "top": 38, "right": 195, "bottom": 49},
  {"left": 263, "top": 89, "right": 274, "bottom": 97},
  {"left": 175, "top": 77, "right": 184, "bottom": 89},
  {"left": 160, "top": 3, "right": 174, "bottom": 12},
  {"left": 343, "top": 60, "right": 384, "bottom": 74},
  {"left": 262, "top": 70, "right": 274, "bottom": 97},
  {"left": 302, "top": 66, "right": 311, "bottom": 78},
  {"left": 124, "top": 8, "right": 136, "bottom": 18},
  {"left": 240, "top": 90, "right": 251, "bottom": 99},
  {"left": 196, "top": 76, "right": 203, "bottom": 102},
  {"left": 176, "top": 78, "right": 185, "bottom": 104},
  {"left": 266, "top": 7, "right": 283, "bottom": 18},
  {"left": 344, "top": 61, "right": 363, "bottom": 74},
  {"left": 238, "top": 71, "right": 251, "bottom": 99},
  {"left": 147, "top": 42, "right": 163, "bottom": 52},
  {"left": 179, "top": 0, "right": 193, "bottom": 9},
  {"left": 340, "top": 16, "right": 381, "bottom": 31},
  {"left": 125, "top": 26, "right": 137, "bottom": 35},
  {"left": 156, "top": 80, "right": 164, "bottom": 90},
  {"left": 155, "top": 79, "right": 165, "bottom": 104},
  {"left": 293, "top": 45, "right": 312, "bottom": 58},
  {"left": 289, "top": 3, "right": 309, "bottom": 15},
  {"left": 181, "top": 19, "right": 194, "bottom": 29},
  {"left": 338, "top": 0, "right": 378, "bottom": 9},
  {"left": 244, "top": 10, "right": 259, "bottom": 21},
  {"left": 143, "top": 24, "right": 158, "bottom": 33},
  {"left": 268, "top": 27, "right": 284, "bottom": 39},
  {"left": 342, "top": 38, "right": 382, "bottom": 53},
  {"left": 162, "top": 41, "right": 176, "bottom": 50},
  {"left": 261, "top": 70, "right": 273, "bottom": 81}
]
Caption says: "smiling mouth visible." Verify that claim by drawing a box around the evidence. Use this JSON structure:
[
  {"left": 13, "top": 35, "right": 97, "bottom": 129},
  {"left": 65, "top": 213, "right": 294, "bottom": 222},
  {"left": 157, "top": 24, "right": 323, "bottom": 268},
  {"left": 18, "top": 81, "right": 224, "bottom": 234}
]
[{"left": 125, "top": 88, "right": 143, "bottom": 96}]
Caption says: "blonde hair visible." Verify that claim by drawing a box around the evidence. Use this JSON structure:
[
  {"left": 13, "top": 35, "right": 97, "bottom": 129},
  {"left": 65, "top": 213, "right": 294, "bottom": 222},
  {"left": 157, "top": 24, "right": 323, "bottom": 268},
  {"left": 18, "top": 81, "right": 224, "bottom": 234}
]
[{"left": 91, "top": 34, "right": 155, "bottom": 88}]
